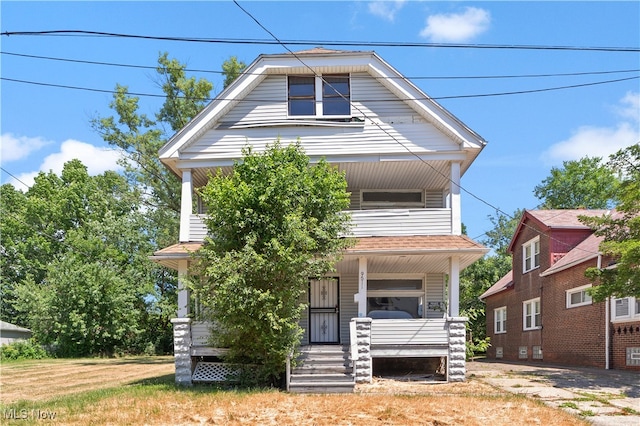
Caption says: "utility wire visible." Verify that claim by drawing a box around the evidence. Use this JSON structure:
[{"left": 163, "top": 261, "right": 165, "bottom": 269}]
[
  {"left": 2, "top": 74, "right": 638, "bottom": 102},
  {"left": 4, "top": 51, "right": 639, "bottom": 81},
  {"left": 233, "top": 0, "right": 608, "bottom": 257},
  {"left": 2, "top": 30, "right": 639, "bottom": 52}
]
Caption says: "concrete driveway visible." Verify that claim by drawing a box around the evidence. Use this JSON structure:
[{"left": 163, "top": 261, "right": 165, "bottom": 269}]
[{"left": 466, "top": 360, "right": 640, "bottom": 425}]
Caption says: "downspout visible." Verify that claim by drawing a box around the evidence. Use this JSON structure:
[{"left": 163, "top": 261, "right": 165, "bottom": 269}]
[{"left": 599, "top": 254, "right": 610, "bottom": 370}]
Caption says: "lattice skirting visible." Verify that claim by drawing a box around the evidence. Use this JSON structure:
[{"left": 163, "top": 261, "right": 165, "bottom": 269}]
[{"left": 192, "top": 362, "right": 240, "bottom": 382}]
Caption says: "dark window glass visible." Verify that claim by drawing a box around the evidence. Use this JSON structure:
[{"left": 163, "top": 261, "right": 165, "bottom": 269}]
[
  {"left": 322, "top": 75, "right": 350, "bottom": 115},
  {"left": 362, "top": 191, "right": 422, "bottom": 203},
  {"left": 288, "top": 76, "right": 315, "bottom": 116}
]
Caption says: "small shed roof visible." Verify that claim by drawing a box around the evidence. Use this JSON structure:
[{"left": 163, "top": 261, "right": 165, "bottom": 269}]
[{"left": 0, "top": 321, "right": 31, "bottom": 333}]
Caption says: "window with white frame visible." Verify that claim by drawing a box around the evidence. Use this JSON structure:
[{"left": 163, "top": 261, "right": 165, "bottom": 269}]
[
  {"left": 523, "top": 298, "right": 541, "bottom": 330},
  {"left": 566, "top": 284, "right": 593, "bottom": 308},
  {"left": 361, "top": 190, "right": 424, "bottom": 209},
  {"left": 288, "top": 74, "right": 350, "bottom": 117},
  {"left": 366, "top": 277, "right": 424, "bottom": 319},
  {"left": 522, "top": 237, "right": 540, "bottom": 273},
  {"left": 494, "top": 306, "right": 507, "bottom": 334},
  {"left": 612, "top": 297, "right": 640, "bottom": 321}
]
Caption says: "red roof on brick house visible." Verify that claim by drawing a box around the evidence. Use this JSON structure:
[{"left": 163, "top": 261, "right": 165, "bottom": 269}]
[{"left": 479, "top": 270, "right": 513, "bottom": 300}]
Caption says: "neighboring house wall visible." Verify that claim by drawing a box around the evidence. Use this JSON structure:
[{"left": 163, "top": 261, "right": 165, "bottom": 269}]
[
  {"left": 483, "top": 210, "right": 640, "bottom": 371},
  {"left": 542, "top": 259, "right": 606, "bottom": 368}
]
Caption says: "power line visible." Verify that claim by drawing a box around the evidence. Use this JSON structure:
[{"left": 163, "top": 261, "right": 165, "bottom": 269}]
[
  {"left": 2, "top": 74, "right": 637, "bottom": 102},
  {"left": 4, "top": 51, "right": 639, "bottom": 81},
  {"left": 3, "top": 30, "right": 639, "bottom": 52},
  {"left": 232, "top": 0, "right": 606, "bottom": 257}
]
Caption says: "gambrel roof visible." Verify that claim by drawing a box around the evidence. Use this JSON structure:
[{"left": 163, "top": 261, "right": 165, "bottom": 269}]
[{"left": 158, "top": 48, "right": 487, "bottom": 187}]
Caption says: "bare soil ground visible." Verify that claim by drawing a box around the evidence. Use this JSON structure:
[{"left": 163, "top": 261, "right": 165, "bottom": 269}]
[{"left": 0, "top": 357, "right": 587, "bottom": 425}]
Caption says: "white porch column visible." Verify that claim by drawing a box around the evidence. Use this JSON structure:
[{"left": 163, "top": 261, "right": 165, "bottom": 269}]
[
  {"left": 448, "top": 255, "right": 460, "bottom": 317},
  {"left": 177, "top": 259, "right": 190, "bottom": 318},
  {"left": 179, "top": 169, "right": 193, "bottom": 243},
  {"left": 450, "top": 162, "right": 461, "bottom": 235},
  {"left": 357, "top": 257, "right": 368, "bottom": 317}
]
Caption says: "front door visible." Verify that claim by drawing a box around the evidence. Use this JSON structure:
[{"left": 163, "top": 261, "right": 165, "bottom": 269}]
[{"left": 309, "top": 278, "right": 339, "bottom": 343}]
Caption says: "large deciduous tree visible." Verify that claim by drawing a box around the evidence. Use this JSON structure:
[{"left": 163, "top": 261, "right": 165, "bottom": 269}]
[
  {"left": 581, "top": 144, "right": 640, "bottom": 300},
  {"left": 533, "top": 156, "right": 619, "bottom": 209},
  {"left": 191, "top": 142, "right": 352, "bottom": 385},
  {"left": 460, "top": 209, "right": 520, "bottom": 353},
  {"left": 6, "top": 160, "right": 159, "bottom": 355}
]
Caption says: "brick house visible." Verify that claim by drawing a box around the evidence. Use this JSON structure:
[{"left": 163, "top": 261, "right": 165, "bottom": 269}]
[{"left": 480, "top": 209, "right": 640, "bottom": 371}]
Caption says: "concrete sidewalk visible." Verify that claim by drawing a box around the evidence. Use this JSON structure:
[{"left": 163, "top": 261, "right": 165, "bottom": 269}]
[{"left": 466, "top": 360, "right": 640, "bottom": 425}]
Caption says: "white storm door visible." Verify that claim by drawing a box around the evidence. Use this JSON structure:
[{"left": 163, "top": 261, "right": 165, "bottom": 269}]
[{"left": 309, "top": 278, "right": 339, "bottom": 343}]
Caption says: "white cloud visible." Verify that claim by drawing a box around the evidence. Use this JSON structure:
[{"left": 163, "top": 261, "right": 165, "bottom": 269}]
[
  {"left": 368, "top": 0, "right": 406, "bottom": 22},
  {"left": 1, "top": 133, "right": 52, "bottom": 162},
  {"left": 542, "top": 92, "right": 640, "bottom": 165},
  {"left": 7, "top": 139, "right": 124, "bottom": 190},
  {"left": 419, "top": 7, "right": 491, "bottom": 42}
]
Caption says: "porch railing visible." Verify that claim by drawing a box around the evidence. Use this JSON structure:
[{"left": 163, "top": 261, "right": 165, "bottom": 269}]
[{"left": 189, "top": 208, "right": 452, "bottom": 241}]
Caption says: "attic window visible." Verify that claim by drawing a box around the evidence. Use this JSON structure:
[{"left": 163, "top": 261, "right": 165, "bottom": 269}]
[{"left": 288, "top": 74, "right": 350, "bottom": 117}]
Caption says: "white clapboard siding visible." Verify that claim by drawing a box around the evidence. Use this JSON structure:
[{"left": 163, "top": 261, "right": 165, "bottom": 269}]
[
  {"left": 347, "top": 209, "right": 452, "bottom": 237},
  {"left": 370, "top": 319, "right": 448, "bottom": 346},
  {"left": 190, "top": 209, "right": 452, "bottom": 241},
  {"left": 184, "top": 72, "right": 459, "bottom": 158},
  {"left": 191, "top": 321, "right": 213, "bottom": 346},
  {"left": 222, "top": 75, "right": 287, "bottom": 123},
  {"left": 425, "top": 190, "right": 445, "bottom": 208},
  {"left": 190, "top": 214, "right": 208, "bottom": 241},
  {"left": 426, "top": 273, "right": 446, "bottom": 319}
]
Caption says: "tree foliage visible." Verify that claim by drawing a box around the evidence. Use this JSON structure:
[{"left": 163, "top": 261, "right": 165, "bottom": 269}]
[
  {"left": 533, "top": 156, "right": 619, "bottom": 209},
  {"left": 221, "top": 56, "right": 247, "bottom": 89},
  {"left": 191, "top": 142, "right": 352, "bottom": 385},
  {"left": 581, "top": 144, "right": 640, "bottom": 300},
  {"left": 460, "top": 209, "right": 518, "bottom": 350},
  {"left": 4, "top": 161, "right": 167, "bottom": 355}
]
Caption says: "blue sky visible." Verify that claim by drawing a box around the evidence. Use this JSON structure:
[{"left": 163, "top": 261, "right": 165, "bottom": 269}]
[{"left": 1, "top": 1, "right": 639, "bottom": 241}]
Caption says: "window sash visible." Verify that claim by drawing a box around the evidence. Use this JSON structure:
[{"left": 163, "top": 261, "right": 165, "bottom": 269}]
[
  {"left": 523, "top": 238, "right": 540, "bottom": 272},
  {"left": 288, "top": 76, "right": 315, "bottom": 116},
  {"left": 494, "top": 307, "right": 507, "bottom": 334},
  {"left": 322, "top": 75, "right": 350, "bottom": 116},
  {"left": 566, "top": 285, "right": 593, "bottom": 308},
  {"left": 523, "top": 299, "right": 541, "bottom": 330}
]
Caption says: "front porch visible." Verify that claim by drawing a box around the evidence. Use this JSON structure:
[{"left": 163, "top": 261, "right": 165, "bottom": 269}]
[{"left": 171, "top": 316, "right": 467, "bottom": 388}]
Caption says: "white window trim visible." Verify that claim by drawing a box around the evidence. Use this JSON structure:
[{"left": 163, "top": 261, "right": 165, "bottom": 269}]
[
  {"left": 287, "top": 74, "right": 351, "bottom": 119},
  {"left": 566, "top": 284, "right": 593, "bottom": 308},
  {"left": 522, "top": 237, "right": 540, "bottom": 273},
  {"left": 611, "top": 296, "right": 640, "bottom": 322},
  {"left": 494, "top": 306, "right": 507, "bottom": 334},
  {"left": 523, "top": 298, "right": 541, "bottom": 331}
]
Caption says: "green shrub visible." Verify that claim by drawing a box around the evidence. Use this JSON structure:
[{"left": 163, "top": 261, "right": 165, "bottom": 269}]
[{"left": 0, "top": 339, "right": 49, "bottom": 361}]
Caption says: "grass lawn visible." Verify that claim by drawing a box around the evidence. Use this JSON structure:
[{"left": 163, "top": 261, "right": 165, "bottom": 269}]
[{"left": 0, "top": 356, "right": 587, "bottom": 425}]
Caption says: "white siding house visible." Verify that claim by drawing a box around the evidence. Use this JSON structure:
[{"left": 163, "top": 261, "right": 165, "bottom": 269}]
[{"left": 151, "top": 48, "right": 488, "bottom": 389}]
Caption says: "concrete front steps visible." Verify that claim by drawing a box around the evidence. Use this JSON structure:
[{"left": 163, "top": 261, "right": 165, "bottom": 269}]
[{"left": 288, "top": 345, "right": 355, "bottom": 393}]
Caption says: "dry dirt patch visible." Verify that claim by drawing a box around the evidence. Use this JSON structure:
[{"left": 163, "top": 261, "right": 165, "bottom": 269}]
[{"left": 0, "top": 356, "right": 174, "bottom": 403}]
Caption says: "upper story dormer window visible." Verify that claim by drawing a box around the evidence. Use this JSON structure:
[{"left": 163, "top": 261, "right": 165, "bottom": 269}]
[
  {"left": 522, "top": 237, "right": 540, "bottom": 273},
  {"left": 288, "top": 74, "right": 350, "bottom": 118}
]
